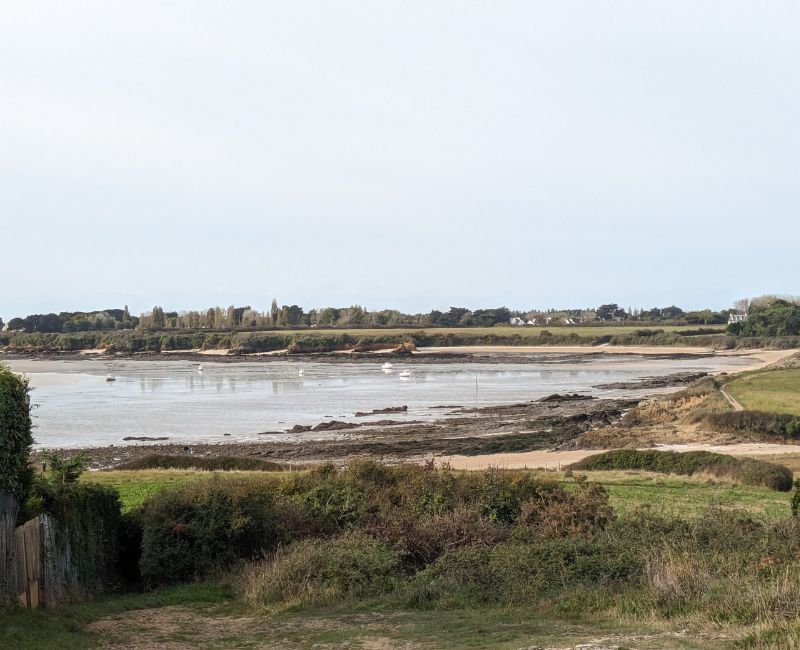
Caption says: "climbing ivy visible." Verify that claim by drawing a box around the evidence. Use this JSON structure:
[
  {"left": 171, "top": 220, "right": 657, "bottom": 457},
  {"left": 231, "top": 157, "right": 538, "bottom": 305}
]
[{"left": 0, "top": 365, "right": 33, "bottom": 499}]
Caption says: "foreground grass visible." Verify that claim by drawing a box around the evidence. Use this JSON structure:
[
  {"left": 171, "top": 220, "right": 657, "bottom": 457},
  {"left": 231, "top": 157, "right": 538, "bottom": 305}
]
[
  {"left": 0, "top": 588, "right": 715, "bottom": 649},
  {"left": 726, "top": 368, "right": 800, "bottom": 416},
  {"left": 0, "top": 583, "right": 232, "bottom": 650},
  {"left": 81, "top": 470, "right": 285, "bottom": 512}
]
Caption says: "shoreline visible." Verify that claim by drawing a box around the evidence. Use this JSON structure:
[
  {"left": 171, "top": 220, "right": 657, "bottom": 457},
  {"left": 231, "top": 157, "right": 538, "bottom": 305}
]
[{"left": 2, "top": 345, "right": 794, "bottom": 370}]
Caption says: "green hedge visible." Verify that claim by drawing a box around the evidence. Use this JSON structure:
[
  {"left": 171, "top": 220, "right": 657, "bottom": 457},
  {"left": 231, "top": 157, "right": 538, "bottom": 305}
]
[
  {"left": 570, "top": 449, "right": 793, "bottom": 491},
  {"left": 0, "top": 365, "right": 32, "bottom": 500},
  {"left": 703, "top": 410, "right": 798, "bottom": 439},
  {"left": 34, "top": 481, "right": 123, "bottom": 595}
]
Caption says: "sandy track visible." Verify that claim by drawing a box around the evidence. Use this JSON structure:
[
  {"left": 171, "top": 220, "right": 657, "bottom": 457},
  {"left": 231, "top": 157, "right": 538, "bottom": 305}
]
[{"left": 440, "top": 442, "right": 800, "bottom": 470}]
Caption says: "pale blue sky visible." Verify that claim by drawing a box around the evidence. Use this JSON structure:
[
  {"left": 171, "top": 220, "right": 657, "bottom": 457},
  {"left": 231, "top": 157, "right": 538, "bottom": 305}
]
[{"left": 1, "top": 1, "right": 798, "bottom": 319}]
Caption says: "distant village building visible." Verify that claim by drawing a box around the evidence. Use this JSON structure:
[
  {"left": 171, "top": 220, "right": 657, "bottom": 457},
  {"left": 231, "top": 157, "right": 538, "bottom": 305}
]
[
  {"left": 728, "top": 313, "right": 748, "bottom": 325},
  {"left": 510, "top": 317, "right": 526, "bottom": 326}
]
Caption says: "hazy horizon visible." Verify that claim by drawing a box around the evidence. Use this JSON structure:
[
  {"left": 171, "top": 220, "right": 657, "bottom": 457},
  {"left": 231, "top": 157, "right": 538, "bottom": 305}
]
[{"left": 2, "top": 2, "right": 798, "bottom": 318}]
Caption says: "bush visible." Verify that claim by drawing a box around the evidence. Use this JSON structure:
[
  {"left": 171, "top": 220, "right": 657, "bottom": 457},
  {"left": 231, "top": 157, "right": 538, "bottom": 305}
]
[
  {"left": 399, "top": 536, "right": 637, "bottom": 609},
  {"left": 138, "top": 479, "right": 282, "bottom": 585},
  {"left": 33, "top": 481, "right": 123, "bottom": 596},
  {"left": 515, "top": 477, "right": 615, "bottom": 538},
  {"left": 112, "top": 454, "right": 293, "bottom": 472},
  {"left": 704, "top": 410, "right": 797, "bottom": 439},
  {"left": 365, "top": 505, "right": 508, "bottom": 568},
  {"left": 0, "top": 365, "right": 33, "bottom": 500},
  {"left": 571, "top": 449, "right": 793, "bottom": 491},
  {"left": 241, "top": 534, "right": 401, "bottom": 608}
]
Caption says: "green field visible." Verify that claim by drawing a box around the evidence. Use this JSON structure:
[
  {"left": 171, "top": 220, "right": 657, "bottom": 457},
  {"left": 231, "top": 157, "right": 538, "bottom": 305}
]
[
  {"left": 82, "top": 469, "right": 283, "bottom": 512},
  {"left": 726, "top": 368, "right": 800, "bottom": 415}
]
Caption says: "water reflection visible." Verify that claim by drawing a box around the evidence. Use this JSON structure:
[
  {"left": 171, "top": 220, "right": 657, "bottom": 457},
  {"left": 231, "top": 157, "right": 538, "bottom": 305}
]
[{"left": 9, "top": 356, "right": 757, "bottom": 448}]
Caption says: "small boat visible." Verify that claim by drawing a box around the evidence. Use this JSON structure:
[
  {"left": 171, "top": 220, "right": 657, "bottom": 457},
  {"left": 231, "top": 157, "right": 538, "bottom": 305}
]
[
  {"left": 298, "top": 369, "right": 305, "bottom": 376},
  {"left": 105, "top": 373, "right": 116, "bottom": 382},
  {"left": 398, "top": 370, "right": 412, "bottom": 379},
  {"left": 198, "top": 364, "right": 204, "bottom": 373},
  {"left": 382, "top": 362, "right": 394, "bottom": 370}
]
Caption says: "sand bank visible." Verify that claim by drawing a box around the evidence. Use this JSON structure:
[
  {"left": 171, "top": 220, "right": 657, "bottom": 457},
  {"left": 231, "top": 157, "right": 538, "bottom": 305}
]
[{"left": 440, "top": 442, "right": 800, "bottom": 471}]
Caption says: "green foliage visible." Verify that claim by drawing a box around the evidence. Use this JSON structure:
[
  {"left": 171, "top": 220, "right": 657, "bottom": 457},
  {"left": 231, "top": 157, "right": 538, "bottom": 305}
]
[
  {"left": 44, "top": 452, "right": 90, "bottom": 485},
  {"left": 789, "top": 418, "right": 800, "bottom": 437},
  {"left": 32, "top": 480, "right": 123, "bottom": 596},
  {"left": 704, "top": 409, "right": 798, "bottom": 439},
  {"left": 792, "top": 479, "right": 800, "bottom": 517},
  {"left": 112, "top": 454, "right": 292, "bottom": 472},
  {"left": 0, "top": 365, "right": 33, "bottom": 499},
  {"left": 571, "top": 449, "right": 793, "bottom": 492},
  {"left": 243, "top": 534, "right": 401, "bottom": 608},
  {"left": 138, "top": 480, "right": 281, "bottom": 585},
  {"left": 729, "top": 302, "right": 800, "bottom": 337},
  {"left": 131, "top": 461, "right": 617, "bottom": 587}
]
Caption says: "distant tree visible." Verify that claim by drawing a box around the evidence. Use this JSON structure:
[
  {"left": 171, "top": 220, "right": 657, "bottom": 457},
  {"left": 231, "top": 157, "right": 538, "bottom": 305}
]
[
  {"left": 597, "top": 304, "right": 625, "bottom": 321},
  {"left": 151, "top": 306, "right": 165, "bottom": 329},
  {"left": 733, "top": 298, "right": 751, "bottom": 315},
  {"left": 270, "top": 299, "right": 279, "bottom": 325},
  {"left": 659, "top": 305, "right": 685, "bottom": 320},
  {"left": 730, "top": 302, "right": 800, "bottom": 337}
]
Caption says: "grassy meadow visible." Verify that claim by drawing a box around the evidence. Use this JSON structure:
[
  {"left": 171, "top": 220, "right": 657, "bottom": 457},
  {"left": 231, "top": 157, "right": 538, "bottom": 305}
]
[{"left": 726, "top": 368, "right": 800, "bottom": 416}]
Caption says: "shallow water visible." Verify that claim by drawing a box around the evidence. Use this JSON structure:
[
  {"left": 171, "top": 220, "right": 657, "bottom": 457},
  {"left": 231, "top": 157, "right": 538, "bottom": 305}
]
[{"left": 5, "top": 355, "right": 753, "bottom": 448}]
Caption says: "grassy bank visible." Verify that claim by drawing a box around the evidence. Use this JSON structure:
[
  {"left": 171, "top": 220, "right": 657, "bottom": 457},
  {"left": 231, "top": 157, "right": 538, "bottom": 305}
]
[{"left": 726, "top": 368, "right": 800, "bottom": 416}]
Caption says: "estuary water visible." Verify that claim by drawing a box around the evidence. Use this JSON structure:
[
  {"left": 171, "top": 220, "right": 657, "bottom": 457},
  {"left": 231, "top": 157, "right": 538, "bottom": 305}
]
[{"left": 5, "top": 355, "right": 754, "bottom": 449}]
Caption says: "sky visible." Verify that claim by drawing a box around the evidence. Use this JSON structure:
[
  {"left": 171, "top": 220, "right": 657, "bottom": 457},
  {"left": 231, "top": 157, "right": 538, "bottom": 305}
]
[{"left": 1, "top": 1, "right": 798, "bottom": 320}]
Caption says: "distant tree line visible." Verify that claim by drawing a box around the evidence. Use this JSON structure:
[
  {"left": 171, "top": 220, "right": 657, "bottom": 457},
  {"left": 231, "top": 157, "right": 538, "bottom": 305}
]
[
  {"left": 3, "top": 307, "right": 138, "bottom": 334},
  {"left": 9, "top": 296, "right": 794, "bottom": 335},
  {"left": 728, "top": 298, "right": 800, "bottom": 337}
]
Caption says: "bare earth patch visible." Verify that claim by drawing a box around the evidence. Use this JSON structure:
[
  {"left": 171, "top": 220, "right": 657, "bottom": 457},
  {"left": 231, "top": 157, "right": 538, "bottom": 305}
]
[{"left": 87, "top": 606, "right": 425, "bottom": 649}]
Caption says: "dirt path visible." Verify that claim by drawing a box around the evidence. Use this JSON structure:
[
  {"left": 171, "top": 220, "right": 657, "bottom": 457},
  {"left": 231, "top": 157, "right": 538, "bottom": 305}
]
[
  {"left": 720, "top": 387, "right": 744, "bottom": 411},
  {"left": 441, "top": 442, "right": 800, "bottom": 470}
]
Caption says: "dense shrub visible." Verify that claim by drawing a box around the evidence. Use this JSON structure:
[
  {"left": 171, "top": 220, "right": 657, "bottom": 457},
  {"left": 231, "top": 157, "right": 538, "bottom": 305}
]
[
  {"left": 242, "top": 534, "right": 401, "bottom": 608},
  {"left": 138, "top": 479, "right": 282, "bottom": 585},
  {"left": 0, "top": 365, "right": 33, "bottom": 500},
  {"left": 729, "top": 302, "right": 800, "bottom": 337},
  {"left": 33, "top": 481, "right": 123, "bottom": 596},
  {"left": 515, "top": 477, "right": 615, "bottom": 538},
  {"left": 365, "top": 505, "right": 508, "bottom": 568},
  {"left": 113, "top": 454, "right": 293, "bottom": 472},
  {"left": 571, "top": 449, "right": 793, "bottom": 491},
  {"left": 703, "top": 410, "right": 797, "bottom": 439},
  {"left": 398, "top": 536, "right": 637, "bottom": 609}
]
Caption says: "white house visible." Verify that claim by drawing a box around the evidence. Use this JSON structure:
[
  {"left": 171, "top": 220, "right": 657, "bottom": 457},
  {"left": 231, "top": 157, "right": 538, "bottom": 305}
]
[
  {"left": 728, "top": 313, "right": 747, "bottom": 325},
  {"left": 510, "top": 317, "right": 526, "bottom": 326}
]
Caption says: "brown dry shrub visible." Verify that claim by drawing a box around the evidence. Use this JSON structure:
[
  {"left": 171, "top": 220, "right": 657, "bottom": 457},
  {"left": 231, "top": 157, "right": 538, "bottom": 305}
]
[
  {"left": 366, "top": 505, "right": 508, "bottom": 568},
  {"left": 516, "top": 478, "right": 615, "bottom": 539}
]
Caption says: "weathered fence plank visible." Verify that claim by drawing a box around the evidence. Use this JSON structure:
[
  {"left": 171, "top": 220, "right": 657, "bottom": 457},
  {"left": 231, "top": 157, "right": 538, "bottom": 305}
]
[
  {"left": 14, "top": 516, "right": 43, "bottom": 607},
  {"left": 0, "top": 491, "right": 19, "bottom": 606}
]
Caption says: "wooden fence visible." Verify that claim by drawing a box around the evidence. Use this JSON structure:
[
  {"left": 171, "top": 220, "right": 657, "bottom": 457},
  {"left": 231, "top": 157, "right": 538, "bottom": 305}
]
[{"left": 15, "top": 516, "right": 43, "bottom": 607}]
